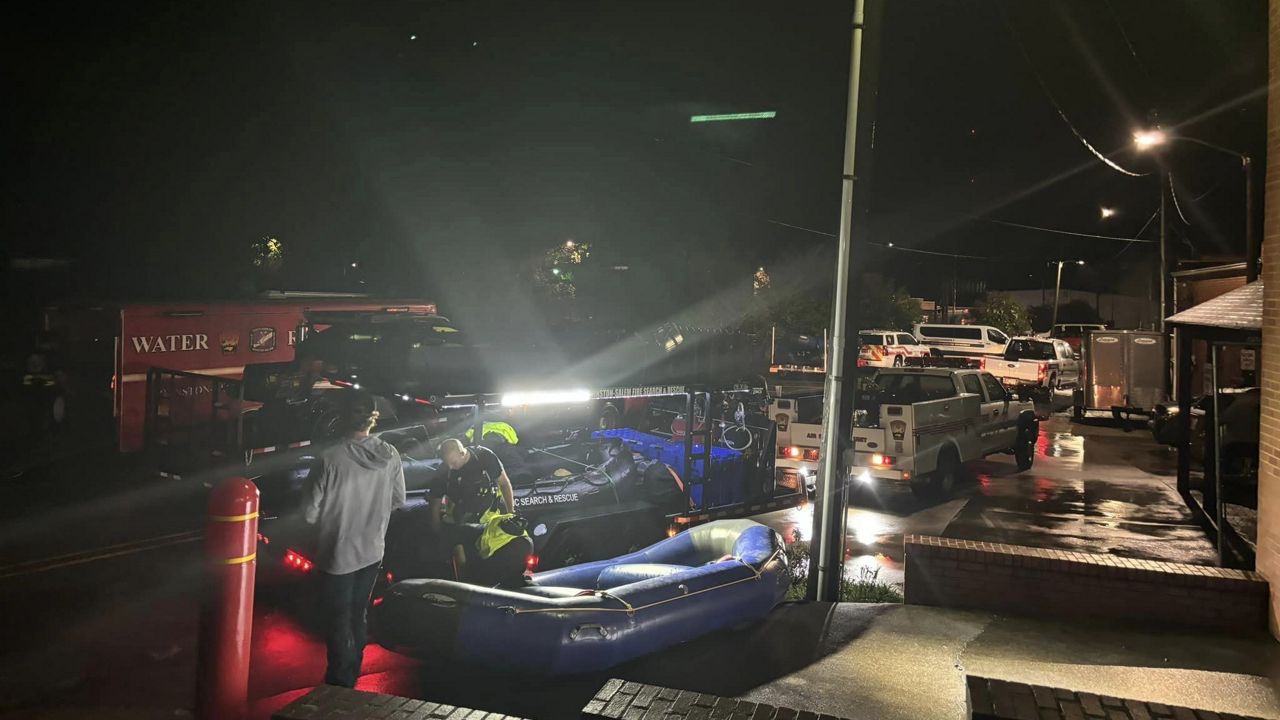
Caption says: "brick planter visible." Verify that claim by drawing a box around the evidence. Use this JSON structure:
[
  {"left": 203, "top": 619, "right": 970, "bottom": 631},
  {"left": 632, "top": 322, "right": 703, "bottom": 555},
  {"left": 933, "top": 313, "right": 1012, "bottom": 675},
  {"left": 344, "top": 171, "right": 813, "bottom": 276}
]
[{"left": 904, "top": 535, "right": 1268, "bottom": 633}]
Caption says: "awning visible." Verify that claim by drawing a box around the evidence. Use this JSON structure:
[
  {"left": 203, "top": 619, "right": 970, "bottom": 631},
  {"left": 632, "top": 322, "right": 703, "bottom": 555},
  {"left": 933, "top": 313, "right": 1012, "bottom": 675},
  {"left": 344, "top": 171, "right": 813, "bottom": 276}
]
[{"left": 1166, "top": 280, "right": 1262, "bottom": 331}]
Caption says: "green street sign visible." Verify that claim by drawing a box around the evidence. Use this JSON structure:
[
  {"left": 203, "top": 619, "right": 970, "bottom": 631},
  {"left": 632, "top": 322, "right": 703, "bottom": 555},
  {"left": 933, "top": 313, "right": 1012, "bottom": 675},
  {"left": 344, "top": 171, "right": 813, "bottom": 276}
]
[{"left": 689, "top": 111, "right": 777, "bottom": 123}]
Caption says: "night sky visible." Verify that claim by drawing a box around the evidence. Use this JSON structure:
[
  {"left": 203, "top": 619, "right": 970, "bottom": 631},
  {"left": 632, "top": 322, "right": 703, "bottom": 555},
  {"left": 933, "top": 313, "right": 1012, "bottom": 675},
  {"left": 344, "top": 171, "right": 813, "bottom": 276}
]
[{"left": 2, "top": 0, "right": 1267, "bottom": 333}]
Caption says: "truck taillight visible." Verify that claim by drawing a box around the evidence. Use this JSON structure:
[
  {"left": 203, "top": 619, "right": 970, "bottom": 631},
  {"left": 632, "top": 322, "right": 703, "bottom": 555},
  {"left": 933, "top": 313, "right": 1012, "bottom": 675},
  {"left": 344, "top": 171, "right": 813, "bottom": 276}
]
[
  {"left": 1037, "top": 362, "right": 1048, "bottom": 383},
  {"left": 979, "top": 357, "right": 987, "bottom": 369},
  {"left": 802, "top": 448, "right": 820, "bottom": 462},
  {"left": 889, "top": 420, "right": 906, "bottom": 440},
  {"left": 870, "top": 453, "right": 894, "bottom": 467},
  {"left": 779, "top": 446, "right": 803, "bottom": 459},
  {"left": 284, "top": 549, "right": 313, "bottom": 572}
]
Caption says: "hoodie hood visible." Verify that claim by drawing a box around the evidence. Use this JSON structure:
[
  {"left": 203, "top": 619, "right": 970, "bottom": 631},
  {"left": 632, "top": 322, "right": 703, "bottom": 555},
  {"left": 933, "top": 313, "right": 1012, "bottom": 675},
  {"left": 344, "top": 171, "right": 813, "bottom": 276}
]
[{"left": 343, "top": 435, "right": 398, "bottom": 470}]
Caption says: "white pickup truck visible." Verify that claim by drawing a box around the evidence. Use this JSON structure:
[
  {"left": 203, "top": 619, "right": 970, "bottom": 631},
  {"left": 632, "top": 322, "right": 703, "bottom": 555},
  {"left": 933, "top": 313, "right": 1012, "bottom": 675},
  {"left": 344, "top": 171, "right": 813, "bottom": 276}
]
[
  {"left": 848, "top": 367, "right": 1039, "bottom": 498},
  {"left": 981, "top": 337, "right": 1081, "bottom": 398}
]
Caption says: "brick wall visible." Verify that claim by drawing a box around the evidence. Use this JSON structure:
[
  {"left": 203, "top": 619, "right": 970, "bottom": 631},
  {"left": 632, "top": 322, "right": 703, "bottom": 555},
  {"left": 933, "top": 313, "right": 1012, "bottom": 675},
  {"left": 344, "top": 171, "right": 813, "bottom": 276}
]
[
  {"left": 903, "top": 536, "right": 1268, "bottom": 633},
  {"left": 1259, "top": 0, "right": 1280, "bottom": 639}
]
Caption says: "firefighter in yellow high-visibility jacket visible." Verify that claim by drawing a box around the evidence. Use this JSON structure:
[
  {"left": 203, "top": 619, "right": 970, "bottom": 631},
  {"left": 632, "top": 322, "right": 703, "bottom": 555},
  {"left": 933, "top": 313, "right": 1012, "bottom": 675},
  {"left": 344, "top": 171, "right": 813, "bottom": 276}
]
[{"left": 429, "top": 438, "right": 530, "bottom": 587}]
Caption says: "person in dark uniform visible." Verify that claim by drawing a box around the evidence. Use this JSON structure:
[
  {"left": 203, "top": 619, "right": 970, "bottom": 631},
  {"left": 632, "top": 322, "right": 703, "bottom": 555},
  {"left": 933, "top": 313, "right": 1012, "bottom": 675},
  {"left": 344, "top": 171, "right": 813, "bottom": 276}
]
[{"left": 429, "top": 438, "right": 529, "bottom": 587}]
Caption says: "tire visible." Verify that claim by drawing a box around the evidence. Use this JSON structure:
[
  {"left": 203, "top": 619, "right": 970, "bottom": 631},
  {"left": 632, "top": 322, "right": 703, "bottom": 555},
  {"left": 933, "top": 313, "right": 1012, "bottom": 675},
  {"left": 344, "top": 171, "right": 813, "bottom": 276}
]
[
  {"left": 927, "top": 447, "right": 960, "bottom": 498},
  {"left": 1072, "top": 404, "right": 1084, "bottom": 421},
  {"left": 1014, "top": 420, "right": 1038, "bottom": 472}
]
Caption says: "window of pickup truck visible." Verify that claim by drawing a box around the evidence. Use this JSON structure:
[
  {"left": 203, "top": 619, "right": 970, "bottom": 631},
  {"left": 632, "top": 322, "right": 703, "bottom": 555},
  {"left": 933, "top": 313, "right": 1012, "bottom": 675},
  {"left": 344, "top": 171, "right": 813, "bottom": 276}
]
[
  {"left": 874, "top": 373, "right": 957, "bottom": 403},
  {"left": 961, "top": 374, "right": 983, "bottom": 396},
  {"left": 1004, "top": 339, "right": 1055, "bottom": 361}
]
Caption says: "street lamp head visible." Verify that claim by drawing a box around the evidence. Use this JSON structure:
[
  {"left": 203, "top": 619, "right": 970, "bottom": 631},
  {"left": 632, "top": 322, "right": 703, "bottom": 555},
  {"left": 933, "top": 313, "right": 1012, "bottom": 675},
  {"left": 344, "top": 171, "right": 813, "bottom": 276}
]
[
  {"left": 1100, "top": 207, "right": 1116, "bottom": 219},
  {"left": 1076, "top": 260, "right": 1086, "bottom": 266},
  {"left": 1133, "top": 129, "right": 1167, "bottom": 150}
]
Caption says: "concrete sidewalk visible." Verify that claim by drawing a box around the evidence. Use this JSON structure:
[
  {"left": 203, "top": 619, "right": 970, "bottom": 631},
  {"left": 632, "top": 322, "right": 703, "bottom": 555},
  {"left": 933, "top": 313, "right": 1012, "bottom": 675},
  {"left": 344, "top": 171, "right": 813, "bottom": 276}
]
[{"left": 295, "top": 602, "right": 1280, "bottom": 720}]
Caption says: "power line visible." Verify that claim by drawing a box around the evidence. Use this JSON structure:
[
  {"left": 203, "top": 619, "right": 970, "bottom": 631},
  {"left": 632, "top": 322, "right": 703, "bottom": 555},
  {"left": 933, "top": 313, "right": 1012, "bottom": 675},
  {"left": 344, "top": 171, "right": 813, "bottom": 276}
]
[
  {"left": 1169, "top": 173, "right": 1191, "bottom": 225},
  {"left": 987, "top": 218, "right": 1156, "bottom": 243},
  {"left": 1002, "top": 7, "right": 1147, "bottom": 178}
]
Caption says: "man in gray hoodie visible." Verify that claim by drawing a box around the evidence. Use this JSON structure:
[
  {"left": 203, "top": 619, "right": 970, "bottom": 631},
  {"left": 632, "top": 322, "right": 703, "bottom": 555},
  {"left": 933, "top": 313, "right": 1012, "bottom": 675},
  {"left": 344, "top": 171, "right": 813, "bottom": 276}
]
[{"left": 305, "top": 391, "right": 406, "bottom": 688}]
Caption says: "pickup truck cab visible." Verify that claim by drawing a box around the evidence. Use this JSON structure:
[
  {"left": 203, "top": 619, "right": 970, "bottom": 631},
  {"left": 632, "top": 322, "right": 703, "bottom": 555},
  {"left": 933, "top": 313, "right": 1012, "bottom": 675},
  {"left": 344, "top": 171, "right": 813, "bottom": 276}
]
[
  {"left": 982, "top": 337, "right": 1081, "bottom": 398},
  {"left": 848, "top": 367, "right": 1038, "bottom": 497},
  {"left": 857, "top": 330, "right": 933, "bottom": 368}
]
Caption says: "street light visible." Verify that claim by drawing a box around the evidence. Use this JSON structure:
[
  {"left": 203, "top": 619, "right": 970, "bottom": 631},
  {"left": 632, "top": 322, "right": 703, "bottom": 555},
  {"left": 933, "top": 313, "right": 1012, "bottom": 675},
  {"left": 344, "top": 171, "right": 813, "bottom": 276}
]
[
  {"left": 1133, "top": 128, "right": 1257, "bottom": 284},
  {"left": 1049, "top": 260, "right": 1085, "bottom": 331},
  {"left": 1100, "top": 207, "right": 1116, "bottom": 219},
  {"left": 1132, "top": 129, "right": 1167, "bottom": 150}
]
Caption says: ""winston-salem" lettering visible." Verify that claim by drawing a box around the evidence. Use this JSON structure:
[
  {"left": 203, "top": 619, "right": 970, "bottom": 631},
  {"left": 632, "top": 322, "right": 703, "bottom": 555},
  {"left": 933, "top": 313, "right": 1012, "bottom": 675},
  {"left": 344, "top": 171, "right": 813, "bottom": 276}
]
[{"left": 131, "top": 334, "right": 210, "bottom": 353}]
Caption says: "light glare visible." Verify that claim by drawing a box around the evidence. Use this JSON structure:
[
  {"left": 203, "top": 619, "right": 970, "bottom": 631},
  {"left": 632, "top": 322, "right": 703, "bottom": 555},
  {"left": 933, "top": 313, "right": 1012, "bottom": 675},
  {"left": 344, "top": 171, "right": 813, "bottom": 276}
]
[{"left": 501, "top": 389, "right": 591, "bottom": 407}]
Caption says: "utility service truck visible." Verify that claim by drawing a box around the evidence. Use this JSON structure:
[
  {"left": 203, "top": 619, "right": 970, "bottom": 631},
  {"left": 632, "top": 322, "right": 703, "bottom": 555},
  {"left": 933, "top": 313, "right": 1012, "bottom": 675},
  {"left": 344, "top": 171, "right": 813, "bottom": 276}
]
[{"left": 848, "top": 367, "right": 1038, "bottom": 498}]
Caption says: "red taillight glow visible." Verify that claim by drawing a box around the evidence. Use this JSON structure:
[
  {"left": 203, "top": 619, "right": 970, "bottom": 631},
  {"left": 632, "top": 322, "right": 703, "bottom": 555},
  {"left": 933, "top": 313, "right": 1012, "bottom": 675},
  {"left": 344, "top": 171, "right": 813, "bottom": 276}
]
[
  {"left": 1037, "top": 362, "right": 1048, "bottom": 383},
  {"left": 372, "top": 596, "right": 385, "bottom": 606},
  {"left": 870, "top": 453, "right": 895, "bottom": 467},
  {"left": 385, "top": 571, "right": 394, "bottom": 583},
  {"left": 257, "top": 533, "right": 269, "bottom": 545},
  {"left": 525, "top": 554, "right": 540, "bottom": 572},
  {"left": 802, "top": 448, "right": 820, "bottom": 462},
  {"left": 284, "top": 549, "right": 313, "bottom": 572},
  {"left": 779, "top": 446, "right": 803, "bottom": 459}
]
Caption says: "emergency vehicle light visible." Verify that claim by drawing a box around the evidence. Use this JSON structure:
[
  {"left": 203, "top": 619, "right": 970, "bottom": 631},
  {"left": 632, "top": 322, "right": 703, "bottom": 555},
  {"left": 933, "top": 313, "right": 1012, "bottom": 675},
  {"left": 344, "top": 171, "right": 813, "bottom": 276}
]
[{"left": 501, "top": 389, "right": 591, "bottom": 407}]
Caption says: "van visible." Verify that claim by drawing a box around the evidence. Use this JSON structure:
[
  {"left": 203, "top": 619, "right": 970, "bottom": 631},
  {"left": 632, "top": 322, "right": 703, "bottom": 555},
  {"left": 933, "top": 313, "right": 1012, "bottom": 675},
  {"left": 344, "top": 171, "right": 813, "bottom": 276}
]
[{"left": 913, "top": 323, "right": 1009, "bottom": 358}]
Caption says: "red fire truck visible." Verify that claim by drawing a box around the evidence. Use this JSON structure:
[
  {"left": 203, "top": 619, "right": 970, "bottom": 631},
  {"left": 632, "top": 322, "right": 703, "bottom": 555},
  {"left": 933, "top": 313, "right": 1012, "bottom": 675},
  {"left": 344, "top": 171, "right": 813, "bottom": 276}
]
[{"left": 43, "top": 292, "right": 435, "bottom": 452}]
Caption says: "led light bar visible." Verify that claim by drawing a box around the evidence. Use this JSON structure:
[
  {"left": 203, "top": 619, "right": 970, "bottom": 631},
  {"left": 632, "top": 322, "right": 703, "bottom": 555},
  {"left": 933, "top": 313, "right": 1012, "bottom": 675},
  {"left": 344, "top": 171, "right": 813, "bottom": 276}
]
[{"left": 500, "top": 389, "right": 591, "bottom": 407}]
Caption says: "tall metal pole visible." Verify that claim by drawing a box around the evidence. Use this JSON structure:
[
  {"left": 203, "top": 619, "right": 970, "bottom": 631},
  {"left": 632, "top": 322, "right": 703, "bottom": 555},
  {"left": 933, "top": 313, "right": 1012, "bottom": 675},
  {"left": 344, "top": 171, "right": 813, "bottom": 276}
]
[
  {"left": 1050, "top": 261, "right": 1064, "bottom": 330},
  {"left": 1158, "top": 170, "right": 1168, "bottom": 332},
  {"left": 809, "top": 0, "right": 867, "bottom": 603},
  {"left": 1244, "top": 155, "right": 1257, "bottom": 282}
]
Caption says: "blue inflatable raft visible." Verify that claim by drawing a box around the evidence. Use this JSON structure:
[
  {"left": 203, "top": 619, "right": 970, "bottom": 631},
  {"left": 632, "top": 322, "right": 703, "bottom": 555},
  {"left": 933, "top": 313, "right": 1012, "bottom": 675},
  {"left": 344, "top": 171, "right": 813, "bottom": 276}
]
[{"left": 374, "top": 519, "right": 789, "bottom": 675}]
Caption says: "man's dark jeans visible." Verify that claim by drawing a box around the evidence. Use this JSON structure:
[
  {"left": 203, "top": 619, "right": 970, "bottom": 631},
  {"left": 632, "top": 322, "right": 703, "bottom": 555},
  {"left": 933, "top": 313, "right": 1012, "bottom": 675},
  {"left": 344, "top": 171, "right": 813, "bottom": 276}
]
[{"left": 320, "top": 561, "right": 381, "bottom": 688}]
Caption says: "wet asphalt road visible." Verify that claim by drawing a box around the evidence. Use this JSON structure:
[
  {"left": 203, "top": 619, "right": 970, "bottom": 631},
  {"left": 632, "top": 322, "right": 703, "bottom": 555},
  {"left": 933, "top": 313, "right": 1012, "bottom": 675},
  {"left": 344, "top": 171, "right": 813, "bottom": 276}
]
[{"left": 0, "top": 400, "right": 1219, "bottom": 718}]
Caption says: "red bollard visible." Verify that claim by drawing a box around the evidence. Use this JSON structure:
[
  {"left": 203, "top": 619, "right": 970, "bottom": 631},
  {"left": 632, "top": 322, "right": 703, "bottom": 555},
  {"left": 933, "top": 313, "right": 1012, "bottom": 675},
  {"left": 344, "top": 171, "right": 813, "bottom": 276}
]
[{"left": 195, "top": 476, "right": 260, "bottom": 720}]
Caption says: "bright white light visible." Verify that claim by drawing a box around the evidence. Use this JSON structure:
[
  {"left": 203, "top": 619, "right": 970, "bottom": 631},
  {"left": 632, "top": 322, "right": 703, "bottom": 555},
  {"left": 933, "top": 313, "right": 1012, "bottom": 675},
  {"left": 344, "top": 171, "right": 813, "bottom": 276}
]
[
  {"left": 501, "top": 389, "right": 591, "bottom": 407},
  {"left": 1076, "top": 260, "right": 1086, "bottom": 266},
  {"left": 849, "top": 513, "right": 886, "bottom": 546},
  {"left": 1133, "top": 129, "right": 1167, "bottom": 150},
  {"left": 858, "top": 470, "right": 872, "bottom": 485},
  {"left": 410, "top": 35, "right": 417, "bottom": 40},
  {"left": 400, "top": 394, "right": 411, "bottom": 402},
  {"left": 566, "top": 240, "right": 575, "bottom": 247},
  {"left": 551, "top": 268, "right": 561, "bottom": 275},
  {"left": 1100, "top": 207, "right": 1116, "bottom": 219},
  {"left": 887, "top": 242, "right": 894, "bottom": 247}
]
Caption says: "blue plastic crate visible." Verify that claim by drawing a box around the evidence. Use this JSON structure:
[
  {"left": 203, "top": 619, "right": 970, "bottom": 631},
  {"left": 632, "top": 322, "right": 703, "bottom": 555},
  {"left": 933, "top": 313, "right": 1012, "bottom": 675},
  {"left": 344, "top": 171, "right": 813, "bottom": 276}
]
[{"left": 593, "top": 428, "right": 745, "bottom": 508}]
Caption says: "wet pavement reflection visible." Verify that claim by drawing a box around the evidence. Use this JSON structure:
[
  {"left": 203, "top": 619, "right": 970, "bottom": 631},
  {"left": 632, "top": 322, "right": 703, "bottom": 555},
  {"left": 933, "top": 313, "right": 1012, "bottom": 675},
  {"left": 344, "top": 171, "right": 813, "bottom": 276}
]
[{"left": 754, "top": 412, "right": 1218, "bottom": 589}]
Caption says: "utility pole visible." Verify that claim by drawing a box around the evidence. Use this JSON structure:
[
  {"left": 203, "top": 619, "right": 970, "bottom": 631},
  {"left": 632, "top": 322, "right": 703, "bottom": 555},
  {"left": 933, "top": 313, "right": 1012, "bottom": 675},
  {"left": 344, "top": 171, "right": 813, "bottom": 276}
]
[
  {"left": 1050, "top": 261, "right": 1064, "bottom": 330},
  {"left": 809, "top": 0, "right": 870, "bottom": 602},
  {"left": 1244, "top": 155, "right": 1257, "bottom": 282},
  {"left": 1158, "top": 169, "right": 1167, "bottom": 332}
]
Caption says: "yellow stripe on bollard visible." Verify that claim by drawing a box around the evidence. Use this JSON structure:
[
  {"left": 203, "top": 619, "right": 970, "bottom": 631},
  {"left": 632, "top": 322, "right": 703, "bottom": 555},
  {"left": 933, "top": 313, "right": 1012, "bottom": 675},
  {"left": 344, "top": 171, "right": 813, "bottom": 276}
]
[
  {"left": 209, "top": 512, "right": 259, "bottom": 522},
  {"left": 220, "top": 553, "right": 257, "bottom": 565}
]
